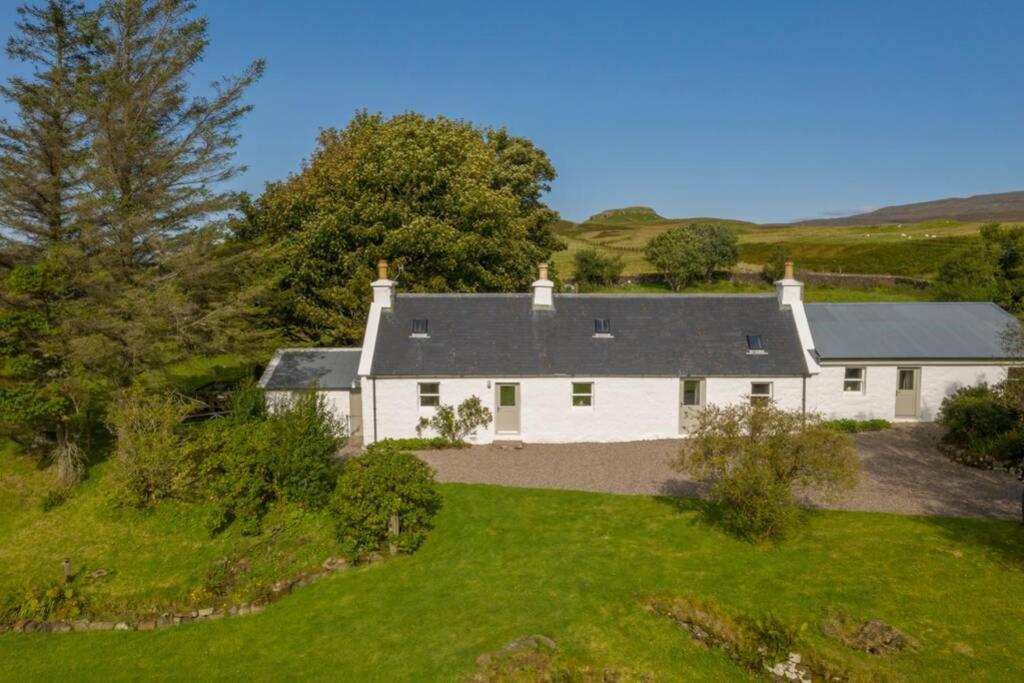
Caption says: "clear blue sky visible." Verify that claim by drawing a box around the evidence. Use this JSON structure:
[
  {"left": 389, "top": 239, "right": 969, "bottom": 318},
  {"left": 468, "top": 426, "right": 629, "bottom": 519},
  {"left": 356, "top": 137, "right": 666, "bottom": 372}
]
[{"left": 2, "top": 0, "right": 1023, "bottom": 223}]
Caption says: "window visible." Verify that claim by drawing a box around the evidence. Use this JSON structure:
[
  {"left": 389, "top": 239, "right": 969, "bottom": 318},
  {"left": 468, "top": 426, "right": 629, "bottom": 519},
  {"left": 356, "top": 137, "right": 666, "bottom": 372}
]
[
  {"left": 594, "top": 318, "right": 611, "bottom": 335},
  {"left": 418, "top": 382, "right": 440, "bottom": 407},
  {"left": 682, "top": 379, "right": 703, "bottom": 406},
  {"left": 750, "top": 382, "right": 773, "bottom": 406},
  {"left": 412, "top": 319, "right": 429, "bottom": 336},
  {"left": 746, "top": 335, "right": 765, "bottom": 354},
  {"left": 843, "top": 367, "right": 865, "bottom": 393},
  {"left": 898, "top": 369, "right": 916, "bottom": 391},
  {"left": 572, "top": 382, "right": 593, "bottom": 407}
]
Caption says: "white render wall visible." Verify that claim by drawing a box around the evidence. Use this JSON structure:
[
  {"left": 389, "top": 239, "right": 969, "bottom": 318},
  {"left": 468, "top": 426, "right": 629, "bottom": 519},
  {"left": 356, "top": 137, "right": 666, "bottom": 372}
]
[
  {"left": 361, "top": 376, "right": 805, "bottom": 444},
  {"left": 805, "top": 364, "right": 1008, "bottom": 422},
  {"left": 266, "top": 389, "right": 355, "bottom": 435}
]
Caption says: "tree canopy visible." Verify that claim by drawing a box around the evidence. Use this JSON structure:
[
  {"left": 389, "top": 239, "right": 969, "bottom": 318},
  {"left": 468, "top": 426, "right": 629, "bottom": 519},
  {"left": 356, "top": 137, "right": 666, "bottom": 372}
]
[
  {"left": 644, "top": 222, "right": 739, "bottom": 291},
  {"left": 933, "top": 224, "right": 1024, "bottom": 310},
  {"left": 241, "top": 111, "right": 563, "bottom": 344}
]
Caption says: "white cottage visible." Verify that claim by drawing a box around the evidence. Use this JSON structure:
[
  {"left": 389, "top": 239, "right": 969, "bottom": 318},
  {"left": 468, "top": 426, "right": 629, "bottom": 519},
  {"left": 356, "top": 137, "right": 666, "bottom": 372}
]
[{"left": 259, "top": 260, "right": 1019, "bottom": 444}]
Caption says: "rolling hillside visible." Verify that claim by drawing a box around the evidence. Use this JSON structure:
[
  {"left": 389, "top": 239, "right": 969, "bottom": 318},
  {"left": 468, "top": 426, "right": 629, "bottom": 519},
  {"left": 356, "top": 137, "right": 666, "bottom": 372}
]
[
  {"left": 795, "top": 191, "right": 1024, "bottom": 226},
  {"left": 552, "top": 206, "right": 994, "bottom": 278}
]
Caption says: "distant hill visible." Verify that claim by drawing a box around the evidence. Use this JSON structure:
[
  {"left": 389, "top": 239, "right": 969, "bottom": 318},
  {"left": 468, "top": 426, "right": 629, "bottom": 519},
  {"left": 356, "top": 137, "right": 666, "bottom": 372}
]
[
  {"left": 797, "top": 191, "right": 1024, "bottom": 226},
  {"left": 586, "top": 206, "right": 665, "bottom": 224}
]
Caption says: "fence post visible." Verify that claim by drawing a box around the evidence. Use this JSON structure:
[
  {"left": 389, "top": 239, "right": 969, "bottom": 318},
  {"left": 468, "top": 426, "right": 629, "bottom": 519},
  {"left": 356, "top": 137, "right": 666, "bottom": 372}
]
[{"left": 388, "top": 512, "right": 400, "bottom": 556}]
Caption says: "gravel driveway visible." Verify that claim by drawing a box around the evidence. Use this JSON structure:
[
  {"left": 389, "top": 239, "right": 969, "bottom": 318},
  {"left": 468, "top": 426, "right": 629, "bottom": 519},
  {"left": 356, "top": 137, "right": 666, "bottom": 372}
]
[{"left": 419, "top": 424, "right": 1021, "bottom": 520}]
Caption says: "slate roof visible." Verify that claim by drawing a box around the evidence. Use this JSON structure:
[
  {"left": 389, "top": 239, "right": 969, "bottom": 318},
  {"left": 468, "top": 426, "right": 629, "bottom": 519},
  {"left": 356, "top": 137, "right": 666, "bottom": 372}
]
[
  {"left": 805, "top": 302, "right": 1019, "bottom": 360},
  {"left": 259, "top": 348, "right": 362, "bottom": 390},
  {"left": 369, "top": 294, "right": 808, "bottom": 377}
]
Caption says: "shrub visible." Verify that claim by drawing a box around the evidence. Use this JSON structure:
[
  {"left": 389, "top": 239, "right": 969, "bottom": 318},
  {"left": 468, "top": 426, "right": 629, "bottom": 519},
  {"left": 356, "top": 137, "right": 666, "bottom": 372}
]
[
  {"left": 823, "top": 418, "right": 891, "bottom": 433},
  {"left": 676, "top": 404, "right": 859, "bottom": 541},
  {"left": 938, "top": 384, "right": 1020, "bottom": 455},
  {"left": 375, "top": 437, "right": 465, "bottom": 451},
  {"left": 107, "top": 388, "right": 195, "bottom": 508},
  {"left": 229, "top": 378, "right": 267, "bottom": 421},
  {"left": 416, "top": 395, "right": 493, "bottom": 444},
  {"left": 1, "top": 581, "right": 88, "bottom": 624},
  {"left": 195, "top": 390, "right": 344, "bottom": 534},
  {"left": 54, "top": 439, "right": 86, "bottom": 488},
  {"left": 573, "top": 248, "right": 624, "bottom": 290},
  {"left": 331, "top": 444, "right": 442, "bottom": 555},
  {"left": 761, "top": 245, "right": 788, "bottom": 282}
]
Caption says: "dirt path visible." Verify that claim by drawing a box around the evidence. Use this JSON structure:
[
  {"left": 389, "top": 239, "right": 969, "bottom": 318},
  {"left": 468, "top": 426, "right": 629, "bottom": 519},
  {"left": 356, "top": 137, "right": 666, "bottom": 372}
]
[{"left": 418, "top": 424, "right": 1021, "bottom": 520}]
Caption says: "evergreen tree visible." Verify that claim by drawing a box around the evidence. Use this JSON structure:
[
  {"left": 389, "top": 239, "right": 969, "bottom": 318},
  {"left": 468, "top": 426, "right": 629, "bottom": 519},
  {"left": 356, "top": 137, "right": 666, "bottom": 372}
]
[{"left": 0, "top": 0, "right": 94, "bottom": 259}]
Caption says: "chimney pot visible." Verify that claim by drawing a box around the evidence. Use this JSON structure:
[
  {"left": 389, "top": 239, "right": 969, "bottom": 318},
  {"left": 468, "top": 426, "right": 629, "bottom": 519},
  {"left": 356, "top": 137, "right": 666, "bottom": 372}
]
[
  {"left": 784, "top": 259, "right": 794, "bottom": 280},
  {"left": 377, "top": 259, "right": 389, "bottom": 281},
  {"left": 538, "top": 263, "right": 549, "bottom": 281}
]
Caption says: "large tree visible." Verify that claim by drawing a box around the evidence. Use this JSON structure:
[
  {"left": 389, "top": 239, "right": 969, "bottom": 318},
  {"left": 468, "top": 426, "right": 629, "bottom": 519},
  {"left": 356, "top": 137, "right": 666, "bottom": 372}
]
[
  {"left": 645, "top": 222, "right": 739, "bottom": 291},
  {"left": 0, "top": 0, "right": 94, "bottom": 261},
  {"left": 0, "top": 0, "right": 267, "bottom": 464},
  {"left": 242, "top": 111, "right": 564, "bottom": 344}
]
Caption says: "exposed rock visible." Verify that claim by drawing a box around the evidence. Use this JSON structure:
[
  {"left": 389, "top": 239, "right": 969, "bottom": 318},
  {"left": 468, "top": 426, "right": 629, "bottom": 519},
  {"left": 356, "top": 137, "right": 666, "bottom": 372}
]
[
  {"left": 197, "top": 607, "right": 215, "bottom": 617},
  {"left": 89, "top": 568, "right": 111, "bottom": 580},
  {"left": 137, "top": 620, "right": 157, "bottom": 631},
  {"left": 89, "top": 621, "right": 115, "bottom": 631},
  {"left": 322, "top": 556, "right": 349, "bottom": 571},
  {"left": 822, "top": 610, "right": 915, "bottom": 655},
  {"left": 114, "top": 622, "right": 131, "bottom": 631}
]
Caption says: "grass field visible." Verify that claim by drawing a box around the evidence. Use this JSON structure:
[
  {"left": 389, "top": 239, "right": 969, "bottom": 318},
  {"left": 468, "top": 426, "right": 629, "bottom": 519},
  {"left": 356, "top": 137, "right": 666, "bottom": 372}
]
[
  {"left": 586, "top": 279, "right": 933, "bottom": 302},
  {"left": 2, "top": 457, "right": 1023, "bottom": 680},
  {"left": 553, "top": 209, "right": 993, "bottom": 278},
  {"left": 0, "top": 441, "right": 338, "bottom": 617}
]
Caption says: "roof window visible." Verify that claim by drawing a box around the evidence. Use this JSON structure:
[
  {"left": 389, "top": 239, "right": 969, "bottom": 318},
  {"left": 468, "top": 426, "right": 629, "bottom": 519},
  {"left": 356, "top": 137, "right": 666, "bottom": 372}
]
[
  {"left": 594, "top": 319, "right": 612, "bottom": 336},
  {"left": 746, "top": 334, "right": 766, "bottom": 354},
  {"left": 412, "top": 319, "right": 429, "bottom": 336}
]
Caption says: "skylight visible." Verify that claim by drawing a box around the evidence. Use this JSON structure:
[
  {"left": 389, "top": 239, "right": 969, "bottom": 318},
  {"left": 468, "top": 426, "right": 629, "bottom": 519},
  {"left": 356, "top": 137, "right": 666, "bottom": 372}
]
[
  {"left": 594, "top": 318, "right": 611, "bottom": 335},
  {"left": 746, "top": 335, "right": 765, "bottom": 353},
  {"left": 412, "top": 319, "right": 429, "bottom": 335}
]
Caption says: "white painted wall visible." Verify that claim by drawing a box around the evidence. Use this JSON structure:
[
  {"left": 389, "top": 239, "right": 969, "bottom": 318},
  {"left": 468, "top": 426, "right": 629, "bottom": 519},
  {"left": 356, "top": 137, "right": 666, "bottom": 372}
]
[
  {"left": 361, "top": 376, "right": 806, "bottom": 444},
  {"left": 805, "top": 364, "right": 1008, "bottom": 421},
  {"left": 266, "top": 389, "right": 355, "bottom": 436}
]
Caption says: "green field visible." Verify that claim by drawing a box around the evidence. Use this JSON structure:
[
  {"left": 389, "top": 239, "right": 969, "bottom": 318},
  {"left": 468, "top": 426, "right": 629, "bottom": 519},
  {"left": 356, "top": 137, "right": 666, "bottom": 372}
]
[
  {"left": 2, "top": 443, "right": 1023, "bottom": 681},
  {"left": 553, "top": 209, "right": 992, "bottom": 278}
]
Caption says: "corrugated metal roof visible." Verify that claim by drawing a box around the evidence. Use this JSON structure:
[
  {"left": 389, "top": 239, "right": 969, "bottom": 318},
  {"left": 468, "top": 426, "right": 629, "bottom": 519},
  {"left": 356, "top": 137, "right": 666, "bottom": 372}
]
[
  {"left": 805, "top": 302, "right": 1019, "bottom": 360},
  {"left": 259, "top": 348, "right": 362, "bottom": 390},
  {"left": 370, "top": 294, "right": 808, "bottom": 377}
]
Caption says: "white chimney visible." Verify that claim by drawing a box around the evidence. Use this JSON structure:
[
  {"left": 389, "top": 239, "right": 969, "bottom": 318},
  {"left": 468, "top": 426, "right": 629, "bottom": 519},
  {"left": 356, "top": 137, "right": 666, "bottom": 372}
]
[
  {"left": 372, "top": 259, "right": 395, "bottom": 308},
  {"left": 774, "top": 259, "right": 803, "bottom": 309},
  {"left": 532, "top": 263, "right": 554, "bottom": 308}
]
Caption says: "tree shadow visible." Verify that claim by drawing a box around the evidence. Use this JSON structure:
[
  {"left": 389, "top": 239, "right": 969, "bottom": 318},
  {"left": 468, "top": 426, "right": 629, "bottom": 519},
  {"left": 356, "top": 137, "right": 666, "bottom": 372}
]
[{"left": 918, "top": 510, "right": 1024, "bottom": 568}]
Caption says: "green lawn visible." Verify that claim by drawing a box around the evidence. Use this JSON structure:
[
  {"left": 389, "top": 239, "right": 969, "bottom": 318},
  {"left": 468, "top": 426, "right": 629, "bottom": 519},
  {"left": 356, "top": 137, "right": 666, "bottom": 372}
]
[{"left": 1, "top": 481, "right": 1022, "bottom": 681}]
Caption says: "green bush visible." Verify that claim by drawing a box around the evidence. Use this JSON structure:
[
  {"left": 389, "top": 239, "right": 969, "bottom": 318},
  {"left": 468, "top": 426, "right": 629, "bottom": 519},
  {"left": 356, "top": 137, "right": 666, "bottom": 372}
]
[
  {"left": 677, "top": 405, "right": 859, "bottom": 541},
  {"left": 938, "top": 385, "right": 1020, "bottom": 455},
  {"left": 1, "top": 581, "right": 88, "bottom": 624},
  {"left": 375, "top": 437, "right": 465, "bottom": 451},
  {"left": 823, "top": 418, "right": 891, "bottom": 433},
  {"left": 196, "top": 389, "right": 344, "bottom": 535},
  {"left": 330, "top": 445, "right": 442, "bottom": 555},
  {"left": 106, "top": 388, "right": 195, "bottom": 508},
  {"left": 416, "top": 396, "right": 492, "bottom": 444},
  {"left": 573, "top": 248, "right": 624, "bottom": 290},
  {"left": 761, "top": 245, "right": 788, "bottom": 282}
]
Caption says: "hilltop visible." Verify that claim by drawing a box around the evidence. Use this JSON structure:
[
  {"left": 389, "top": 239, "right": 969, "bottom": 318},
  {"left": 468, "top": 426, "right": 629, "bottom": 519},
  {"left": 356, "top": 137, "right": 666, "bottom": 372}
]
[{"left": 797, "top": 191, "right": 1024, "bottom": 226}]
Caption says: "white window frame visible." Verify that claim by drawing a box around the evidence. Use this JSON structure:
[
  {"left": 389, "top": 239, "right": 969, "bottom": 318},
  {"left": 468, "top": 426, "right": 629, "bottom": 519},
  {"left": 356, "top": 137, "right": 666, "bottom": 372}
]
[
  {"left": 750, "top": 382, "right": 773, "bottom": 406},
  {"left": 843, "top": 367, "right": 865, "bottom": 394},
  {"left": 571, "top": 381, "right": 594, "bottom": 407},
  {"left": 418, "top": 382, "right": 440, "bottom": 408},
  {"left": 682, "top": 379, "right": 704, "bottom": 406}
]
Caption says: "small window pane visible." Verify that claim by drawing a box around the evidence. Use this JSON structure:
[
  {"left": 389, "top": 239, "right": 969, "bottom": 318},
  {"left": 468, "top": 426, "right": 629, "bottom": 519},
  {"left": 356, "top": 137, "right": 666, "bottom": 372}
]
[
  {"left": 843, "top": 367, "right": 864, "bottom": 393},
  {"left": 419, "top": 382, "right": 440, "bottom": 407},
  {"left": 571, "top": 382, "right": 593, "bottom": 407},
  {"left": 843, "top": 381, "right": 861, "bottom": 392},
  {"left": 683, "top": 380, "right": 702, "bottom": 406},
  {"left": 844, "top": 367, "right": 863, "bottom": 380},
  {"left": 898, "top": 370, "right": 915, "bottom": 391},
  {"left": 746, "top": 335, "right": 764, "bottom": 351},
  {"left": 750, "top": 382, "right": 772, "bottom": 406},
  {"left": 594, "top": 319, "right": 611, "bottom": 334},
  {"left": 499, "top": 385, "right": 517, "bottom": 407},
  {"left": 412, "top": 319, "right": 429, "bottom": 334}
]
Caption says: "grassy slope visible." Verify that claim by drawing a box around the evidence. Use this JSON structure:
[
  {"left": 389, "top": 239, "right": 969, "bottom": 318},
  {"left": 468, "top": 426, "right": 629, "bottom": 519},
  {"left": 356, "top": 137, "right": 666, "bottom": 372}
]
[
  {"left": 0, "top": 444, "right": 339, "bottom": 615},
  {"left": 554, "top": 214, "right": 988, "bottom": 278},
  {"left": 1, "top": 483, "right": 1022, "bottom": 681}
]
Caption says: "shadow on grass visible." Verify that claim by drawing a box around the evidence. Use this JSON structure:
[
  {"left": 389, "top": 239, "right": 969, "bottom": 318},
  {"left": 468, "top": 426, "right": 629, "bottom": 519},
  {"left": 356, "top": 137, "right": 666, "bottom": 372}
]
[{"left": 919, "top": 513, "right": 1024, "bottom": 567}]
